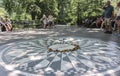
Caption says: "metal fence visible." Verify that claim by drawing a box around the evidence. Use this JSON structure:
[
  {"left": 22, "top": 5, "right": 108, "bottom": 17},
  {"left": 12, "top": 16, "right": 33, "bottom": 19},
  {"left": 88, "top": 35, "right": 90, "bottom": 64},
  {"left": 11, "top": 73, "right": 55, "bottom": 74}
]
[{"left": 11, "top": 20, "right": 43, "bottom": 29}]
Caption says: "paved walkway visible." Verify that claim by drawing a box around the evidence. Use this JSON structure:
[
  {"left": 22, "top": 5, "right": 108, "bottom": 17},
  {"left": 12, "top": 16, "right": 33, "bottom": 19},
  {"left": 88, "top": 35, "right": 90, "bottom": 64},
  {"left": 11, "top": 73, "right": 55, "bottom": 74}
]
[{"left": 0, "top": 25, "right": 120, "bottom": 76}]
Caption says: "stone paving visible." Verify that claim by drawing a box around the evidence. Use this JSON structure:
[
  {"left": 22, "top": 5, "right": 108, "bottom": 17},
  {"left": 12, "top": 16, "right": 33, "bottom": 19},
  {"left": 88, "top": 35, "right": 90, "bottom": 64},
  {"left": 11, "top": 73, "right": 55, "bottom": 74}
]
[{"left": 0, "top": 25, "right": 120, "bottom": 76}]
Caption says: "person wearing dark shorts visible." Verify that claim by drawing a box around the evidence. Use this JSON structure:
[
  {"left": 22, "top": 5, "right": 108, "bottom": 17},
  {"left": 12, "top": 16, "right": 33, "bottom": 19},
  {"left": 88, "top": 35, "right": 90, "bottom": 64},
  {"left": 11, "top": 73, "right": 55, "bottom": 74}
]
[{"left": 103, "top": 1, "right": 114, "bottom": 34}]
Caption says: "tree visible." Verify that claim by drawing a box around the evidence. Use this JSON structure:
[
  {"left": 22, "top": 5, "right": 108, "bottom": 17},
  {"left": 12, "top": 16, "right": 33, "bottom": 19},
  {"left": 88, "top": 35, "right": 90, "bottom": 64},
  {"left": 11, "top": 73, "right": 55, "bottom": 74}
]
[
  {"left": 57, "top": 0, "right": 71, "bottom": 24},
  {"left": 35, "top": 0, "right": 58, "bottom": 19},
  {"left": 2, "top": 0, "right": 15, "bottom": 15},
  {"left": 3, "top": 0, "right": 114, "bottom": 25},
  {"left": 27, "top": 4, "right": 41, "bottom": 20}
]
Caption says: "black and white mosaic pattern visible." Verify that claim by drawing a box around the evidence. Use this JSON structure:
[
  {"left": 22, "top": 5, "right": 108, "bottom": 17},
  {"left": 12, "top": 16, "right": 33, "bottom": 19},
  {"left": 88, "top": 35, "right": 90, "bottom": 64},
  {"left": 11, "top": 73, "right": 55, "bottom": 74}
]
[{"left": 0, "top": 37, "right": 120, "bottom": 76}]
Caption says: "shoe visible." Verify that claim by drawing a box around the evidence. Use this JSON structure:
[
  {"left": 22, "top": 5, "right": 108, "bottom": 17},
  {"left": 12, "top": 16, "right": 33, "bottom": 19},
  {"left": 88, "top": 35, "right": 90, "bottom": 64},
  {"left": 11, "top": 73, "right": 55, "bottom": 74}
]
[
  {"left": 104, "top": 31, "right": 112, "bottom": 34},
  {"left": 118, "top": 34, "right": 120, "bottom": 37},
  {"left": 104, "top": 31, "right": 109, "bottom": 33},
  {"left": 108, "top": 31, "right": 112, "bottom": 34}
]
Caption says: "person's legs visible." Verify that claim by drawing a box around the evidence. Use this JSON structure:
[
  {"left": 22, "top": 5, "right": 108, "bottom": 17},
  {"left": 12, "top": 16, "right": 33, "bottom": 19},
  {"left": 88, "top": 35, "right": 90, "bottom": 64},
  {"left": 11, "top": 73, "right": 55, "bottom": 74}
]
[
  {"left": 108, "top": 25, "right": 112, "bottom": 33},
  {"left": 6, "top": 24, "right": 12, "bottom": 31},
  {"left": 96, "top": 21, "right": 99, "bottom": 28},
  {"left": 100, "top": 21, "right": 104, "bottom": 29},
  {"left": 7, "top": 24, "right": 12, "bottom": 31},
  {"left": 43, "top": 24, "right": 45, "bottom": 28},
  {"left": 117, "top": 20, "right": 120, "bottom": 35},
  {"left": 47, "top": 22, "right": 50, "bottom": 29},
  {"left": 115, "top": 16, "right": 120, "bottom": 36},
  {"left": 104, "top": 18, "right": 112, "bottom": 34},
  {"left": 43, "top": 23, "right": 47, "bottom": 29},
  {"left": 104, "top": 19, "right": 109, "bottom": 33},
  {"left": 113, "top": 23, "right": 117, "bottom": 31},
  {"left": 9, "top": 24, "right": 12, "bottom": 31},
  {"left": 118, "top": 25, "right": 120, "bottom": 33},
  {"left": 108, "top": 20, "right": 112, "bottom": 32},
  {"left": 49, "top": 21, "right": 53, "bottom": 29},
  {"left": 52, "top": 21, "right": 55, "bottom": 28},
  {"left": 1, "top": 25, "right": 7, "bottom": 32}
]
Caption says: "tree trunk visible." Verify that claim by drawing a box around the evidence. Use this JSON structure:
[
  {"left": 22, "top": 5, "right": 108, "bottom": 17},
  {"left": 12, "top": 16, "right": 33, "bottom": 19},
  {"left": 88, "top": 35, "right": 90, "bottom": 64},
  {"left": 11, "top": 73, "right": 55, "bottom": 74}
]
[{"left": 31, "top": 12, "right": 36, "bottom": 20}]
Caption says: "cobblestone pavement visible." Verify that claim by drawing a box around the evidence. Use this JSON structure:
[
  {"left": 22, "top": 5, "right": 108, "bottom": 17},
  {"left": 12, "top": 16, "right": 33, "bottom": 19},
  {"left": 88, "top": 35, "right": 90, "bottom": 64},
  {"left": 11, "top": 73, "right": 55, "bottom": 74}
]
[{"left": 0, "top": 25, "right": 120, "bottom": 76}]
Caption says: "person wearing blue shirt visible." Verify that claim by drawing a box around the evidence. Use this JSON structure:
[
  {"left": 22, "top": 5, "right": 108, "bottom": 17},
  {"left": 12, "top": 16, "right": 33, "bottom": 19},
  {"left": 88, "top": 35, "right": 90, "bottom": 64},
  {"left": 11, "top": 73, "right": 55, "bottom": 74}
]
[{"left": 103, "top": 1, "right": 114, "bottom": 34}]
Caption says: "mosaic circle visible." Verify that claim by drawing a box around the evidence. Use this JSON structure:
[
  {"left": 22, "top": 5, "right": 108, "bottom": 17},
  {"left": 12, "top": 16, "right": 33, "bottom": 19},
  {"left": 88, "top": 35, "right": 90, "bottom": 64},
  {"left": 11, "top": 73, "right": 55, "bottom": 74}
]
[{"left": 0, "top": 37, "right": 120, "bottom": 76}]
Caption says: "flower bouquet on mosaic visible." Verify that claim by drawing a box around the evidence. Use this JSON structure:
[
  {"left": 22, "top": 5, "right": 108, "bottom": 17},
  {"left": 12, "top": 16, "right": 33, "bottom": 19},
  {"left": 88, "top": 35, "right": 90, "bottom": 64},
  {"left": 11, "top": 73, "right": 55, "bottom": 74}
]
[{"left": 48, "top": 43, "right": 80, "bottom": 52}]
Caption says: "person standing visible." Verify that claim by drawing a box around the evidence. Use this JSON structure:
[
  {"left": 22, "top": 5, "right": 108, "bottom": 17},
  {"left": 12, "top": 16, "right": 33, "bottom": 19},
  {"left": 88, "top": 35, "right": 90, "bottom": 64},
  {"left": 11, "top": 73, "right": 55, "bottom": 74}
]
[
  {"left": 115, "top": 2, "right": 120, "bottom": 36},
  {"left": 103, "top": 1, "right": 114, "bottom": 34},
  {"left": 41, "top": 14, "right": 47, "bottom": 29}
]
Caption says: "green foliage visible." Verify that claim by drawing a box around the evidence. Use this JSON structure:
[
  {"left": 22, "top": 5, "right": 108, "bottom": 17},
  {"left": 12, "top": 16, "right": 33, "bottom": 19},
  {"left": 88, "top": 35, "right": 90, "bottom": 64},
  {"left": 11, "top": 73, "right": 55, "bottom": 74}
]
[
  {"left": 0, "top": 7, "right": 8, "bottom": 16},
  {"left": 2, "top": 0, "right": 15, "bottom": 15},
  {"left": 35, "top": 0, "right": 58, "bottom": 18},
  {"left": 2, "top": 0, "right": 118, "bottom": 25}
]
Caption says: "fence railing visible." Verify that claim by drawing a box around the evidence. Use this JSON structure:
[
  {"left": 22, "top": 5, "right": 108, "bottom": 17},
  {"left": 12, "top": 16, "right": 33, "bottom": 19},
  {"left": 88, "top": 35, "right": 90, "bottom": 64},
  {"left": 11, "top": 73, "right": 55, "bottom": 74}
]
[{"left": 11, "top": 20, "right": 43, "bottom": 29}]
